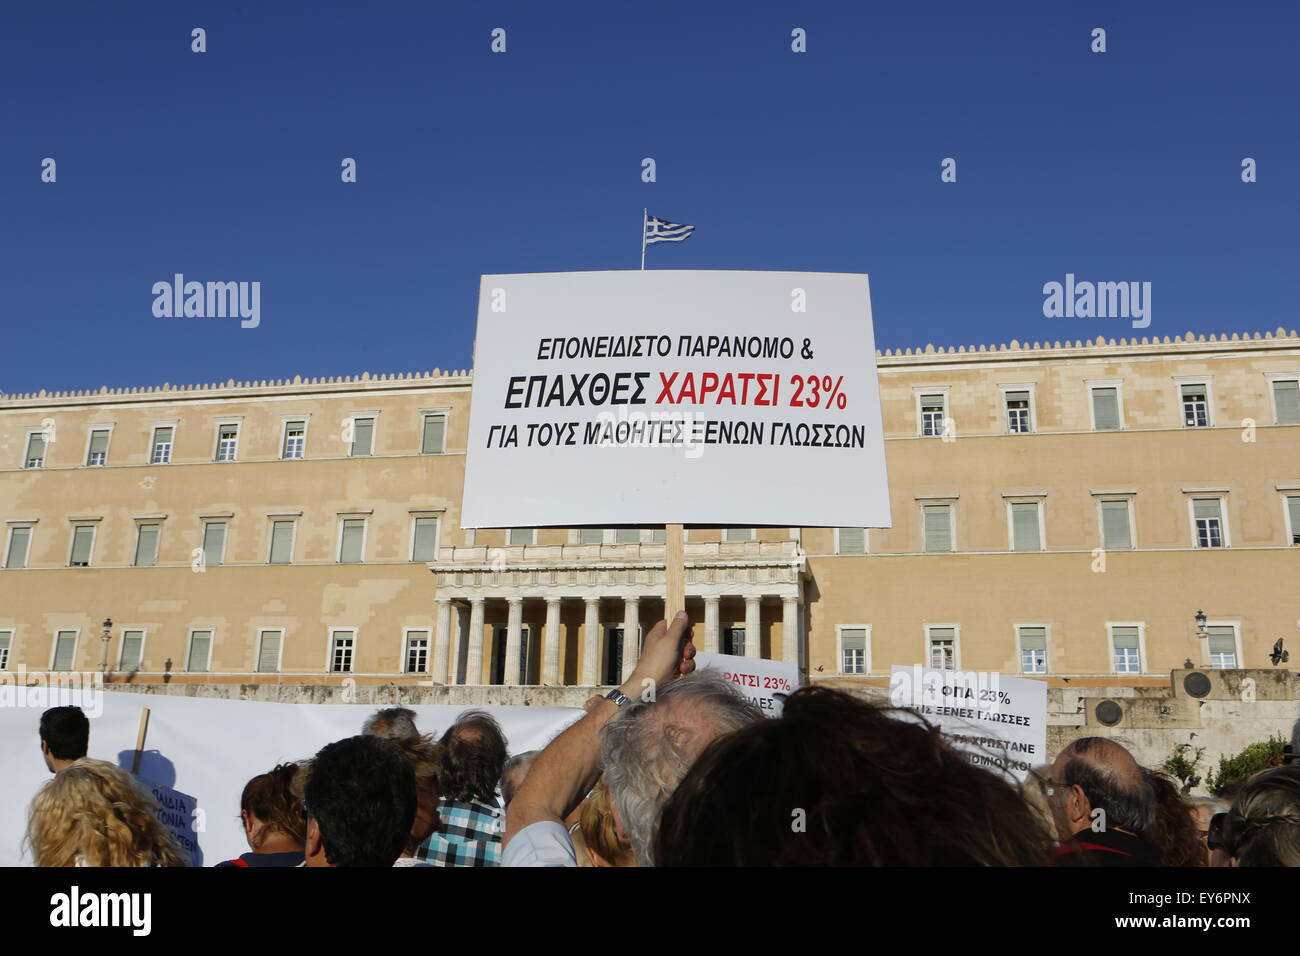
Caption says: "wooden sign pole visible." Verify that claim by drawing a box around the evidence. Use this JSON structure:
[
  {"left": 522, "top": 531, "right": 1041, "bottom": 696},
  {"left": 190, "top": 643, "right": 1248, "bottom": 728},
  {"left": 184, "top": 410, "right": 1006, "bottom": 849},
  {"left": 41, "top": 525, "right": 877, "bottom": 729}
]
[
  {"left": 665, "top": 523, "right": 685, "bottom": 621},
  {"left": 130, "top": 708, "right": 151, "bottom": 775}
]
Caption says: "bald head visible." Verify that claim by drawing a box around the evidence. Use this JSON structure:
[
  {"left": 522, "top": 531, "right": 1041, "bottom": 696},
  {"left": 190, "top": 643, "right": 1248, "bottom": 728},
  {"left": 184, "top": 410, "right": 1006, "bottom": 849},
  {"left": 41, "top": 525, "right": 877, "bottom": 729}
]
[{"left": 1050, "top": 736, "right": 1155, "bottom": 839}]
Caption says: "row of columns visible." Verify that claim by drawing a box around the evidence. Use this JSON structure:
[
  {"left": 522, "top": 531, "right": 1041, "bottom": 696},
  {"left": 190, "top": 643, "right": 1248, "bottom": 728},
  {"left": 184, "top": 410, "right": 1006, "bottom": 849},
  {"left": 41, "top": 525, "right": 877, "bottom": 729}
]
[{"left": 431, "top": 594, "right": 800, "bottom": 686}]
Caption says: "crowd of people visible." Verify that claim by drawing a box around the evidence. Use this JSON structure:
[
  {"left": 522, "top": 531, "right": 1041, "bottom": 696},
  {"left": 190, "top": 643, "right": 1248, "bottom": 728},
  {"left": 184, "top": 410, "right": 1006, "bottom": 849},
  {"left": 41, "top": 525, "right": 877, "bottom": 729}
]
[{"left": 24, "top": 614, "right": 1300, "bottom": 867}]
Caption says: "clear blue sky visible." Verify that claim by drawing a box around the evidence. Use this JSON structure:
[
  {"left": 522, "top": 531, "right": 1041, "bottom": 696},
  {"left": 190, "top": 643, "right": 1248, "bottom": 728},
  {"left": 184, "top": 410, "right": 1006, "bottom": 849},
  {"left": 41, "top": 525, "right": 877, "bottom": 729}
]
[{"left": 2, "top": 1, "right": 1296, "bottom": 394}]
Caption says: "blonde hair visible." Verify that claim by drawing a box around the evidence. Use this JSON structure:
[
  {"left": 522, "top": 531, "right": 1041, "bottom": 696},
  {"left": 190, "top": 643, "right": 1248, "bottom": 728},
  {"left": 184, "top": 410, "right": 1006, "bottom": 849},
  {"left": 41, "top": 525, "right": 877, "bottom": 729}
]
[
  {"left": 580, "top": 779, "right": 633, "bottom": 867},
  {"left": 26, "top": 759, "right": 184, "bottom": 867}
]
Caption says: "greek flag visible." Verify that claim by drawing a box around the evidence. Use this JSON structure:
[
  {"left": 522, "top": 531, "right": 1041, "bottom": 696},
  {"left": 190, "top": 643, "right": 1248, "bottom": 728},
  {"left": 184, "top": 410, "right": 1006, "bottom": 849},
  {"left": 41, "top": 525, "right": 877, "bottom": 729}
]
[{"left": 644, "top": 214, "right": 695, "bottom": 244}]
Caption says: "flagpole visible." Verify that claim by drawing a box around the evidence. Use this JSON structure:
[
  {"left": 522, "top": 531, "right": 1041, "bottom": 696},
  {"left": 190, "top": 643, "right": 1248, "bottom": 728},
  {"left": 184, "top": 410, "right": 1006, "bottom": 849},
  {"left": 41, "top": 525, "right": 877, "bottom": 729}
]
[{"left": 641, "top": 208, "right": 647, "bottom": 270}]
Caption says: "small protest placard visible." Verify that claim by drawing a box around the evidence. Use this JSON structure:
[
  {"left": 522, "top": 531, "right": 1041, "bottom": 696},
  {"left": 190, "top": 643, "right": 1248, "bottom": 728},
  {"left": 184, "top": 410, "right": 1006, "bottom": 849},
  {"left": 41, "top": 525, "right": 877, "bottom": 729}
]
[
  {"left": 889, "top": 665, "right": 1047, "bottom": 782},
  {"left": 695, "top": 652, "right": 799, "bottom": 717}
]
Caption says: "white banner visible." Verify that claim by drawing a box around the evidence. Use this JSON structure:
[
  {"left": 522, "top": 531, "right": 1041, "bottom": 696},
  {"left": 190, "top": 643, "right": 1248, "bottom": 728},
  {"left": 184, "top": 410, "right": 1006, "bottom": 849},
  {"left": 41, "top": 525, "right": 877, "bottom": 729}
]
[
  {"left": 462, "top": 270, "right": 891, "bottom": 529},
  {"left": 889, "top": 666, "right": 1047, "bottom": 782},
  {"left": 0, "top": 690, "right": 582, "bottom": 866},
  {"left": 695, "top": 652, "right": 799, "bottom": 717}
]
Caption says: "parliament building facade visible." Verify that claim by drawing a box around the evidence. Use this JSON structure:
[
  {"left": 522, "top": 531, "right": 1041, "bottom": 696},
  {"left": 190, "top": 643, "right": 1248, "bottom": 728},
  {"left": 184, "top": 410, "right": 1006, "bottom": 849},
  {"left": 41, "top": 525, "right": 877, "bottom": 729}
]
[{"left": 2, "top": 329, "right": 1299, "bottom": 693}]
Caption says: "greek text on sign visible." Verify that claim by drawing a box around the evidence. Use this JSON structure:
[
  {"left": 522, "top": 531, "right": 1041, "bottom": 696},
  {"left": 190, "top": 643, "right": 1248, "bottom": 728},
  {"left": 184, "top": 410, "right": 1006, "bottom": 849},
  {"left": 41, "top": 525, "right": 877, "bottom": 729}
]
[
  {"left": 695, "top": 652, "right": 799, "bottom": 717},
  {"left": 462, "top": 271, "right": 890, "bottom": 528},
  {"left": 889, "top": 665, "right": 1047, "bottom": 782}
]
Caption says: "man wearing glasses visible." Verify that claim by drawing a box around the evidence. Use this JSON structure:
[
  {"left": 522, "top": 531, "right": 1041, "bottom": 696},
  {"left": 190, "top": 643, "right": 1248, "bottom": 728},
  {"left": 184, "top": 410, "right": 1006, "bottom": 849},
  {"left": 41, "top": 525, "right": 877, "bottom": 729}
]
[{"left": 1046, "top": 736, "right": 1162, "bottom": 866}]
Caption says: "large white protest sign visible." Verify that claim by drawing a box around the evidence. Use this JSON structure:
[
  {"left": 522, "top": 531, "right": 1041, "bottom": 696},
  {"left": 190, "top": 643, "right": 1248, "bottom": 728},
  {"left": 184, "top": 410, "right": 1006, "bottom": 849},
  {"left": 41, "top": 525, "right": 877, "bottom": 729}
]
[
  {"left": 695, "top": 652, "right": 799, "bottom": 717},
  {"left": 889, "top": 665, "right": 1047, "bottom": 782},
  {"left": 0, "top": 690, "right": 581, "bottom": 866},
  {"left": 462, "top": 270, "right": 890, "bottom": 529}
]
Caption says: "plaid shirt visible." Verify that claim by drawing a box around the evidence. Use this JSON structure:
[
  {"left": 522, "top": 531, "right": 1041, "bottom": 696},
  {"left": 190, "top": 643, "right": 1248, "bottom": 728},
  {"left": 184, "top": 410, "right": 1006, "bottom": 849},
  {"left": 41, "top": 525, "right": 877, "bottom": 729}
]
[{"left": 414, "top": 796, "right": 504, "bottom": 867}]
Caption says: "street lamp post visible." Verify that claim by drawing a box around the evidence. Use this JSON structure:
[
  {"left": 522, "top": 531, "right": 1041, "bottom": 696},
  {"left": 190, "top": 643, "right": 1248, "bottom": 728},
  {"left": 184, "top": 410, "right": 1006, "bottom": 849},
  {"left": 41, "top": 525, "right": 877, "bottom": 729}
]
[
  {"left": 99, "top": 617, "right": 113, "bottom": 673},
  {"left": 1194, "top": 609, "right": 1209, "bottom": 668}
]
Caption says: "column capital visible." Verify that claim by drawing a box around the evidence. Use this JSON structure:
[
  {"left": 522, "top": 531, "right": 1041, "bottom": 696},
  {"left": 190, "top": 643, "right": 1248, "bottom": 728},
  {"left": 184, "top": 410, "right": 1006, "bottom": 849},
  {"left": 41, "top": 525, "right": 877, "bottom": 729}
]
[
  {"left": 436, "top": 595, "right": 453, "bottom": 606},
  {"left": 507, "top": 596, "right": 524, "bottom": 606}
]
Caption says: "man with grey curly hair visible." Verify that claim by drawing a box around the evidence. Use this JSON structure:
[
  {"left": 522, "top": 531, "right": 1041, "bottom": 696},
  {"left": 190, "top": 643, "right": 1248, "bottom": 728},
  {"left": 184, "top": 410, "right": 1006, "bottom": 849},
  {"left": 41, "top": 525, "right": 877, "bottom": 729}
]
[
  {"left": 600, "top": 673, "right": 762, "bottom": 864},
  {"left": 503, "top": 612, "right": 761, "bottom": 866}
]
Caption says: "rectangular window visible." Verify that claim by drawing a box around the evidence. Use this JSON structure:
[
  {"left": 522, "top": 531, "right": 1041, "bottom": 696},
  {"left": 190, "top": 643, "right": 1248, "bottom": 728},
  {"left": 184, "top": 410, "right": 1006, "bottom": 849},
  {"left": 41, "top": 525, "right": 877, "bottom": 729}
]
[
  {"left": 330, "top": 631, "right": 355, "bottom": 673},
  {"left": 649, "top": 528, "right": 666, "bottom": 544},
  {"left": 1100, "top": 500, "right": 1133, "bottom": 550},
  {"left": 0, "top": 631, "right": 11, "bottom": 670},
  {"left": 421, "top": 414, "right": 446, "bottom": 454},
  {"left": 1192, "top": 498, "right": 1225, "bottom": 548},
  {"left": 919, "top": 393, "right": 946, "bottom": 437},
  {"left": 69, "top": 525, "right": 95, "bottom": 567},
  {"left": 578, "top": 528, "right": 604, "bottom": 544},
  {"left": 1018, "top": 626, "right": 1047, "bottom": 674},
  {"left": 119, "top": 630, "right": 144, "bottom": 671},
  {"left": 508, "top": 528, "right": 535, "bottom": 546},
  {"left": 202, "top": 522, "right": 226, "bottom": 567},
  {"left": 927, "top": 627, "right": 956, "bottom": 669},
  {"left": 1181, "top": 384, "right": 1209, "bottom": 427},
  {"left": 216, "top": 423, "right": 238, "bottom": 461},
  {"left": 24, "top": 433, "right": 46, "bottom": 469},
  {"left": 724, "top": 528, "right": 755, "bottom": 542},
  {"left": 1207, "top": 625, "right": 1237, "bottom": 670},
  {"left": 1010, "top": 501, "right": 1042, "bottom": 551},
  {"left": 87, "top": 429, "right": 110, "bottom": 466},
  {"left": 838, "top": 528, "right": 866, "bottom": 555},
  {"left": 350, "top": 418, "right": 374, "bottom": 457},
  {"left": 257, "top": 630, "right": 282, "bottom": 673},
  {"left": 133, "top": 523, "right": 160, "bottom": 567},
  {"left": 923, "top": 504, "right": 953, "bottom": 553},
  {"left": 411, "top": 517, "right": 439, "bottom": 561},
  {"left": 151, "top": 426, "right": 173, "bottom": 464},
  {"left": 614, "top": 528, "right": 641, "bottom": 544},
  {"left": 5, "top": 526, "right": 32, "bottom": 568},
  {"left": 269, "top": 520, "right": 295, "bottom": 564},
  {"left": 52, "top": 630, "right": 77, "bottom": 671},
  {"left": 283, "top": 421, "right": 306, "bottom": 459},
  {"left": 841, "top": 627, "right": 867, "bottom": 674},
  {"left": 1288, "top": 496, "right": 1300, "bottom": 546},
  {"left": 1111, "top": 625, "right": 1141, "bottom": 674},
  {"left": 339, "top": 518, "right": 366, "bottom": 563},
  {"left": 1273, "top": 380, "right": 1300, "bottom": 425},
  {"left": 405, "top": 630, "right": 430, "bottom": 674},
  {"left": 1091, "top": 387, "right": 1121, "bottom": 430},
  {"left": 1005, "top": 390, "right": 1032, "bottom": 433},
  {"left": 186, "top": 630, "right": 212, "bottom": 672}
]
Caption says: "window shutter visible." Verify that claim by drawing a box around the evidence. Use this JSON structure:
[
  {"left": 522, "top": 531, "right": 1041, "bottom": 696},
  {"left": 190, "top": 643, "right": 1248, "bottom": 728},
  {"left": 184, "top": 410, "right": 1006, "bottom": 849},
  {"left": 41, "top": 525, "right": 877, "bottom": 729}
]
[
  {"left": 1180, "top": 384, "right": 1204, "bottom": 399},
  {"left": 1111, "top": 626, "right": 1139, "bottom": 649},
  {"left": 351, "top": 418, "right": 374, "bottom": 456},
  {"left": 1092, "top": 388, "right": 1120, "bottom": 430},
  {"left": 203, "top": 522, "right": 226, "bottom": 566},
  {"left": 134, "top": 524, "right": 160, "bottom": 567},
  {"left": 1005, "top": 390, "right": 1030, "bottom": 406},
  {"left": 1274, "top": 381, "right": 1300, "bottom": 425},
  {"left": 724, "top": 528, "right": 754, "bottom": 541},
  {"left": 412, "top": 517, "right": 439, "bottom": 561},
  {"left": 422, "top": 415, "right": 446, "bottom": 454},
  {"left": 508, "top": 528, "right": 533, "bottom": 546},
  {"left": 1207, "top": 626, "right": 1236, "bottom": 657},
  {"left": 155, "top": 427, "right": 173, "bottom": 444},
  {"left": 838, "top": 528, "right": 865, "bottom": 554},
  {"left": 120, "top": 631, "right": 144, "bottom": 670},
  {"left": 70, "top": 527, "right": 94, "bottom": 566},
  {"left": 26, "top": 434, "right": 45, "bottom": 464},
  {"left": 53, "top": 631, "right": 77, "bottom": 671},
  {"left": 1011, "top": 502, "right": 1041, "bottom": 551},
  {"left": 842, "top": 628, "right": 867, "bottom": 651},
  {"left": 924, "top": 505, "right": 952, "bottom": 552},
  {"left": 270, "top": 521, "right": 294, "bottom": 564},
  {"left": 919, "top": 393, "right": 944, "bottom": 409},
  {"left": 6, "top": 527, "right": 30, "bottom": 568},
  {"left": 615, "top": 528, "right": 641, "bottom": 544},
  {"left": 578, "top": 528, "right": 603, "bottom": 544},
  {"left": 1101, "top": 500, "right": 1132, "bottom": 549},
  {"left": 257, "top": 632, "right": 281, "bottom": 672},
  {"left": 1289, "top": 497, "right": 1300, "bottom": 542},
  {"left": 1019, "top": 627, "right": 1047, "bottom": 651},
  {"left": 89, "top": 430, "right": 109, "bottom": 455},
  {"left": 649, "top": 528, "right": 666, "bottom": 543},
  {"left": 187, "top": 631, "right": 212, "bottom": 671},
  {"left": 1192, "top": 498, "right": 1221, "bottom": 520},
  {"left": 340, "top": 519, "right": 365, "bottom": 562}
]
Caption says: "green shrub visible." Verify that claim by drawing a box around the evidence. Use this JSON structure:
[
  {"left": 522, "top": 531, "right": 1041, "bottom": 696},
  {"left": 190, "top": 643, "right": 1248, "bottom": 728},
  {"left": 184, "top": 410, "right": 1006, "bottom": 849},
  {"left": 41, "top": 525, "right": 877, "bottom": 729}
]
[
  {"left": 1205, "top": 736, "right": 1287, "bottom": 797},
  {"left": 1162, "top": 742, "right": 1205, "bottom": 794}
]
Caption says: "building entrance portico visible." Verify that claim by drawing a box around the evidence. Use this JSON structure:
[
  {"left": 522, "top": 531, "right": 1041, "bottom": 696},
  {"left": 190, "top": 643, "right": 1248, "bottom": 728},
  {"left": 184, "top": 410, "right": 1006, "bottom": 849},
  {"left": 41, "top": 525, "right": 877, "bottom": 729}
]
[{"left": 430, "top": 539, "right": 805, "bottom": 686}]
